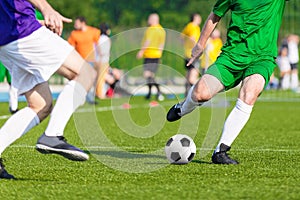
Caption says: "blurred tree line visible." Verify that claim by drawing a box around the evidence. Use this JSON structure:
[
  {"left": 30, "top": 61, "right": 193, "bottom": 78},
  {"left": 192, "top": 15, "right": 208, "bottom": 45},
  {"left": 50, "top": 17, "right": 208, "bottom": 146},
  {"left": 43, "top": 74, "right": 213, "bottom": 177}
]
[
  {"left": 48, "top": 0, "right": 215, "bottom": 34},
  {"left": 45, "top": 0, "right": 299, "bottom": 77},
  {"left": 48, "top": 0, "right": 299, "bottom": 37}
]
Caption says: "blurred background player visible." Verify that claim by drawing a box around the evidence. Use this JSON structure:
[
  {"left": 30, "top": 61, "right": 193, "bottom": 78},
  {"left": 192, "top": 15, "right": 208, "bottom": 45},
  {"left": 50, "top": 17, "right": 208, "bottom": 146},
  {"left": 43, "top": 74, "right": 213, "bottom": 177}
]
[
  {"left": 0, "top": 61, "right": 18, "bottom": 114},
  {"left": 95, "top": 23, "right": 124, "bottom": 99},
  {"left": 276, "top": 46, "right": 291, "bottom": 90},
  {"left": 95, "top": 23, "right": 112, "bottom": 98},
  {"left": 136, "top": 13, "right": 166, "bottom": 101},
  {"left": 96, "top": 23, "right": 111, "bottom": 99},
  {"left": 68, "top": 16, "right": 100, "bottom": 104},
  {"left": 201, "top": 29, "right": 223, "bottom": 74},
  {"left": 287, "top": 34, "right": 299, "bottom": 90},
  {"left": 181, "top": 13, "right": 202, "bottom": 96}
]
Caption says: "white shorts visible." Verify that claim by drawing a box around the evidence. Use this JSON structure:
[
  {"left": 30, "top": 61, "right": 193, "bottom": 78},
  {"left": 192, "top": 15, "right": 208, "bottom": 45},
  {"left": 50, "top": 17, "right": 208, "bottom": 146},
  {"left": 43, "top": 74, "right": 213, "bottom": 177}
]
[{"left": 0, "top": 26, "right": 73, "bottom": 95}]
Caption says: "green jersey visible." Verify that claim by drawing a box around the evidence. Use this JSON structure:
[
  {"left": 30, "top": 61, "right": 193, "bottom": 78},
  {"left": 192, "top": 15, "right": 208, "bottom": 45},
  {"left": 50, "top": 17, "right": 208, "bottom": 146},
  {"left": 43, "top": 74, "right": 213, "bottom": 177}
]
[
  {"left": 213, "top": 0, "right": 287, "bottom": 58},
  {"left": 0, "top": 61, "right": 11, "bottom": 84},
  {"left": 35, "top": 9, "right": 44, "bottom": 20}
]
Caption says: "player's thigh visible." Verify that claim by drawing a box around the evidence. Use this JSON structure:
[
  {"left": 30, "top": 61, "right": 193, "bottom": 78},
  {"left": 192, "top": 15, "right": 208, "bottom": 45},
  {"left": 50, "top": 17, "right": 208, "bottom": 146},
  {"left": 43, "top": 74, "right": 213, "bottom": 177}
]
[
  {"left": 60, "top": 50, "right": 87, "bottom": 76},
  {"left": 143, "top": 70, "right": 154, "bottom": 78},
  {"left": 56, "top": 65, "right": 77, "bottom": 80},
  {"left": 239, "top": 59, "right": 275, "bottom": 104},
  {"left": 60, "top": 50, "right": 96, "bottom": 91},
  {"left": 243, "top": 58, "right": 276, "bottom": 88},
  {"left": 143, "top": 58, "right": 159, "bottom": 78},
  {"left": 239, "top": 74, "right": 265, "bottom": 105},
  {"left": 205, "top": 61, "right": 242, "bottom": 91},
  {"left": 193, "top": 74, "right": 224, "bottom": 101}
]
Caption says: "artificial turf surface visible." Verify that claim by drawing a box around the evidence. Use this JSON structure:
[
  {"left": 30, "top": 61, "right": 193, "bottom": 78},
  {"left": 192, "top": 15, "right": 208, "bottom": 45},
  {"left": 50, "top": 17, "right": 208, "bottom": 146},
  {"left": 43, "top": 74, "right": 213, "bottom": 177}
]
[{"left": 1, "top": 89, "right": 300, "bottom": 199}]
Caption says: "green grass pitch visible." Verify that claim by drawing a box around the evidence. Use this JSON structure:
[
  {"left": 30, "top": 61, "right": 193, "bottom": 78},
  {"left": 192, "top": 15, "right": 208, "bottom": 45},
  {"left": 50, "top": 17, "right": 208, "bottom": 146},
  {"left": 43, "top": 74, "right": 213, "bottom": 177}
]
[{"left": 0, "top": 89, "right": 300, "bottom": 199}]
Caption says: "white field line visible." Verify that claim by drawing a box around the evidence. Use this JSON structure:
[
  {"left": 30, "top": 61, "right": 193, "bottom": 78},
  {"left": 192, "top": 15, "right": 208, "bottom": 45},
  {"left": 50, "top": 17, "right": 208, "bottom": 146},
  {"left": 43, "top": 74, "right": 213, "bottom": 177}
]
[
  {"left": 0, "top": 103, "right": 172, "bottom": 120},
  {"left": 9, "top": 144, "right": 300, "bottom": 152},
  {"left": 75, "top": 104, "right": 153, "bottom": 113},
  {"left": 1, "top": 97, "right": 300, "bottom": 119},
  {"left": 0, "top": 115, "right": 10, "bottom": 119},
  {"left": 75, "top": 97, "right": 300, "bottom": 114}
]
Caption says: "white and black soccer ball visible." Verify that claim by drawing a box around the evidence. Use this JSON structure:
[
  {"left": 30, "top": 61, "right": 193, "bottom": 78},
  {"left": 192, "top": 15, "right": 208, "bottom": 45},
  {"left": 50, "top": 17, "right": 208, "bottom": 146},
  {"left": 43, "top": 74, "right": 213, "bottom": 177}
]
[{"left": 165, "top": 134, "right": 196, "bottom": 164}]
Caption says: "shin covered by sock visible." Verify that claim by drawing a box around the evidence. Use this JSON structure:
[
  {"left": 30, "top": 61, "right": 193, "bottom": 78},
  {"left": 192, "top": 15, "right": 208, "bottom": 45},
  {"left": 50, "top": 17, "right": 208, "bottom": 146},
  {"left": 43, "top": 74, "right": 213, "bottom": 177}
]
[
  {"left": 180, "top": 85, "right": 202, "bottom": 116},
  {"left": 45, "top": 80, "right": 87, "bottom": 137},
  {"left": 215, "top": 98, "right": 253, "bottom": 152},
  {"left": 0, "top": 107, "right": 39, "bottom": 155},
  {"left": 9, "top": 86, "right": 18, "bottom": 111}
]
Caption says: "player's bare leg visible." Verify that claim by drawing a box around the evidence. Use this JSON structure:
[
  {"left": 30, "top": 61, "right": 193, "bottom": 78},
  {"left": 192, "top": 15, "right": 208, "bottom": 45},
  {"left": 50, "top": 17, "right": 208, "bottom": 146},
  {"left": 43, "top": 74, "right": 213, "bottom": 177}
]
[
  {"left": 0, "top": 82, "right": 52, "bottom": 179},
  {"left": 212, "top": 74, "right": 265, "bottom": 164},
  {"left": 167, "top": 74, "right": 224, "bottom": 121},
  {"left": 185, "top": 67, "right": 199, "bottom": 96},
  {"left": 144, "top": 70, "right": 154, "bottom": 100}
]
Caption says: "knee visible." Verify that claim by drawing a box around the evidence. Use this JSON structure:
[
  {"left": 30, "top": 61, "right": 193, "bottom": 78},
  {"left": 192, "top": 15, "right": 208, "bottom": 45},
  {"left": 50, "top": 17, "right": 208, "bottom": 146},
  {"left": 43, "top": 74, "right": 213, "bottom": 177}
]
[
  {"left": 239, "top": 93, "right": 258, "bottom": 105},
  {"left": 193, "top": 86, "right": 213, "bottom": 102},
  {"left": 39, "top": 102, "right": 53, "bottom": 121},
  {"left": 30, "top": 100, "right": 53, "bottom": 122},
  {"left": 239, "top": 90, "right": 259, "bottom": 105}
]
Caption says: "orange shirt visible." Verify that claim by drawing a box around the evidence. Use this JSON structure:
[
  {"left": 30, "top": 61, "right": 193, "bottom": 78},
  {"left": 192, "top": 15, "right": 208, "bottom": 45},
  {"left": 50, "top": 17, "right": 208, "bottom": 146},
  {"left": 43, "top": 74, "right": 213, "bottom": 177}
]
[{"left": 68, "top": 26, "right": 100, "bottom": 61}]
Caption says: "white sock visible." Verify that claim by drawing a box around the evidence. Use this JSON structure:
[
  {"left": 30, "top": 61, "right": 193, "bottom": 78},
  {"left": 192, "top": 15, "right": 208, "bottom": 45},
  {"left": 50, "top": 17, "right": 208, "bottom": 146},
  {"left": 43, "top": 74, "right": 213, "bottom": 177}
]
[
  {"left": 0, "top": 107, "right": 40, "bottom": 155},
  {"left": 290, "top": 73, "right": 298, "bottom": 89},
  {"left": 45, "top": 80, "right": 87, "bottom": 137},
  {"left": 281, "top": 74, "right": 290, "bottom": 90},
  {"left": 215, "top": 98, "right": 253, "bottom": 152},
  {"left": 180, "top": 85, "right": 202, "bottom": 116},
  {"left": 9, "top": 86, "right": 18, "bottom": 111}
]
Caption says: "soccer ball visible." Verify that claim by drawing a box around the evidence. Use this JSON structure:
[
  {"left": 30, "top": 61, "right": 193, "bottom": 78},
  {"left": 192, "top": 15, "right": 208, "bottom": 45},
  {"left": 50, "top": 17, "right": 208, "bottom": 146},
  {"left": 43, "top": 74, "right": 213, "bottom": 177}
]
[{"left": 164, "top": 134, "right": 196, "bottom": 164}]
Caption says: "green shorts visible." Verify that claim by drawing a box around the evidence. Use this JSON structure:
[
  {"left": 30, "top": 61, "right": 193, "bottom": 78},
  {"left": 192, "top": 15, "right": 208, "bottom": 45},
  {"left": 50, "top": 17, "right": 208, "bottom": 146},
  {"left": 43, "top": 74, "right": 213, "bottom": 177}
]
[
  {"left": 205, "top": 53, "right": 276, "bottom": 91},
  {"left": 0, "top": 62, "right": 11, "bottom": 84}
]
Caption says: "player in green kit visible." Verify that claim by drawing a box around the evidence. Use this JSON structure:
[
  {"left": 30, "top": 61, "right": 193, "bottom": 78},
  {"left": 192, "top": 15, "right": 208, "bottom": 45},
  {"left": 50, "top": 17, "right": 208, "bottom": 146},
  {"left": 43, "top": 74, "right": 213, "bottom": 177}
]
[
  {"left": 167, "top": 0, "right": 288, "bottom": 164},
  {"left": 0, "top": 61, "right": 19, "bottom": 114}
]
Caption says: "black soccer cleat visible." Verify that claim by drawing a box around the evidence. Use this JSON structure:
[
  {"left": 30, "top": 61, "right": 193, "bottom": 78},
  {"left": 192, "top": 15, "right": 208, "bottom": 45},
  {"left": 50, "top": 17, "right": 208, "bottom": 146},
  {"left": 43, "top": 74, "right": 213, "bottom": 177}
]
[
  {"left": 9, "top": 107, "right": 19, "bottom": 114},
  {"left": 0, "top": 158, "right": 15, "bottom": 180},
  {"left": 212, "top": 143, "right": 239, "bottom": 164},
  {"left": 166, "top": 103, "right": 182, "bottom": 122},
  {"left": 36, "top": 133, "right": 89, "bottom": 161},
  {"left": 145, "top": 92, "right": 151, "bottom": 100}
]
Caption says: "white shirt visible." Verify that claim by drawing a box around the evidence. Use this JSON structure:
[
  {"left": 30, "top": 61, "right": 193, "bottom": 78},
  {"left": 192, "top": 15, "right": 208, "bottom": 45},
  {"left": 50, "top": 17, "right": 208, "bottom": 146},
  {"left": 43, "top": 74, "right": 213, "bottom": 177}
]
[
  {"left": 288, "top": 41, "right": 299, "bottom": 64},
  {"left": 97, "top": 34, "right": 111, "bottom": 63},
  {"left": 277, "top": 56, "right": 291, "bottom": 72}
]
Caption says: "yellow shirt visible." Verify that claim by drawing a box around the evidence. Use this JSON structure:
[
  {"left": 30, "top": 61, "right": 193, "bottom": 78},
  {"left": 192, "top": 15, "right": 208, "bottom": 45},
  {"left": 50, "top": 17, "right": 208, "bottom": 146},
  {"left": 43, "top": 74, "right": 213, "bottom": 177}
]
[
  {"left": 201, "top": 38, "right": 223, "bottom": 68},
  {"left": 142, "top": 24, "right": 166, "bottom": 59},
  {"left": 182, "top": 22, "right": 201, "bottom": 58}
]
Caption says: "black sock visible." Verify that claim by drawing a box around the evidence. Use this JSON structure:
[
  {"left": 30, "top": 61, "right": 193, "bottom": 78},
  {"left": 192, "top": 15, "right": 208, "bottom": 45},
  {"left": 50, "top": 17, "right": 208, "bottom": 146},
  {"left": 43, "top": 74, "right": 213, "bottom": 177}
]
[
  {"left": 154, "top": 83, "right": 161, "bottom": 94},
  {"left": 110, "top": 80, "right": 119, "bottom": 89}
]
